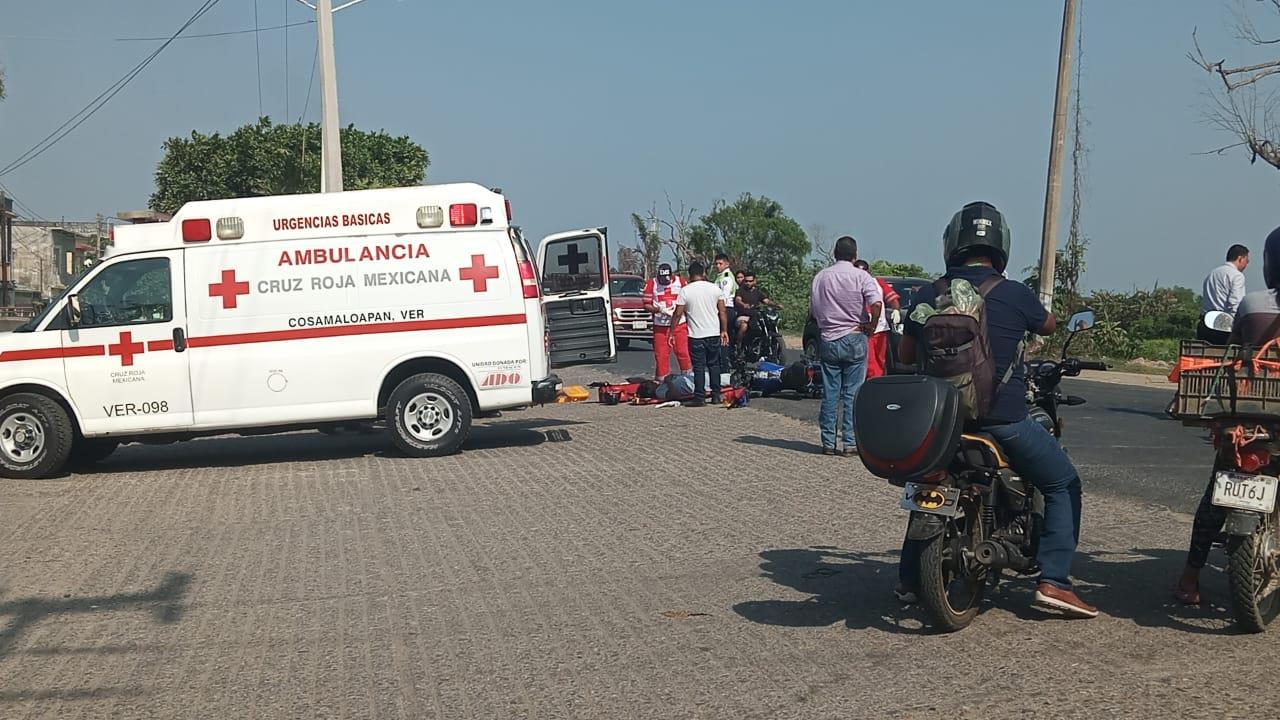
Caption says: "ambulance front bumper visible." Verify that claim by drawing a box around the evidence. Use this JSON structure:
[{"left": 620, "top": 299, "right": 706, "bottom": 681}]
[{"left": 532, "top": 375, "right": 563, "bottom": 404}]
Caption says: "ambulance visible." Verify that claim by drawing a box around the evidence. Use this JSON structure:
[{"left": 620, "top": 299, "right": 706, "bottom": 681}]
[{"left": 0, "top": 183, "right": 616, "bottom": 478}]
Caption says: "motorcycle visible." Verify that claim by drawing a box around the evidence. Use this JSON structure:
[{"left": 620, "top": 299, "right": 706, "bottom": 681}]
[
  {"left": 1181, "top": 310, "right": 1280, "bottom": 633},
  {"left": 737, "top": 306, "right": 785, "bottom": 365},
  {"left": 856, "top": 309, "right": 1104, "bottom": 632}
]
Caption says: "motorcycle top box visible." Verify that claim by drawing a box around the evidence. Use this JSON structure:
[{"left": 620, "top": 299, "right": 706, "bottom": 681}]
[{"left": 856, "top": 375, "right": 965, "bottom": 485}]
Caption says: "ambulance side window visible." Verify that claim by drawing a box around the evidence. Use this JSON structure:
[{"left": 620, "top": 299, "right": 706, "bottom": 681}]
[{"left": 75, "top": 258, "right": 173, "bottom": 329}]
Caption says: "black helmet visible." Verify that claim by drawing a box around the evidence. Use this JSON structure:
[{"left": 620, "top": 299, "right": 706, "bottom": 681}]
[
  {"left": 1265, "top": 226, "right": 1280, "bottom": 290},
  {"left": 943, "top": 201, "right": 1011, "bottom": 272}
]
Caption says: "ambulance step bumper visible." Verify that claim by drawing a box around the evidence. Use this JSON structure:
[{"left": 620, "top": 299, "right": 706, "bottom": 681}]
[{"left": 532, "top": 375, "right": 563, "bottom": 404}]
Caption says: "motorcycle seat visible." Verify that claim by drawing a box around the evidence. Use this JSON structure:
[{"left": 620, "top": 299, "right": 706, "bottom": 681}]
[{"left": 960, "top": 433, "right": 1010, "bottom": 470}]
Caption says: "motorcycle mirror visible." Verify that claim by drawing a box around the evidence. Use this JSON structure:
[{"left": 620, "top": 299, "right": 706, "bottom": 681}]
[
  {"left": 1203, "top": 310, "right": 1235, "bottom": 333},
  {"left": 1066, "top": 309, "right": 1096, "bottom": 333},
  {"left": 1063, "top": 395, "right": 1087, "bottom": 406}
]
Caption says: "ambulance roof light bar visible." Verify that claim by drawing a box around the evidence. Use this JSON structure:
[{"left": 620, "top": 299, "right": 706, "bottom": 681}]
[
  {"left": 449, "top": 204, "right": 478, "bottom": 227},
  {"left": 182, "top": 218, "right": 212, "bottom": 243}
]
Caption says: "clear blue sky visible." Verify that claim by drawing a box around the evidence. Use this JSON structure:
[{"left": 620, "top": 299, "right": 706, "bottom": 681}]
[{"left": 1, "top": 0, "right": 1277, "bottom": 292}]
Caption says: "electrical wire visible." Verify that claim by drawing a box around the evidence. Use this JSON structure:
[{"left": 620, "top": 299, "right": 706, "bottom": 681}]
[
  {"left": 113, "top": 19, "right": 313, "bottom": 41},
  {"left": 0, "top": 0, "right": 225, "bottom": 179}
]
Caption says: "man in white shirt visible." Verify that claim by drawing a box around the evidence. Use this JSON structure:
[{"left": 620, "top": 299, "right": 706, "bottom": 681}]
[
  {"left": 1200, "top": 244, "right": 1250, "bottom": 344},
  {"left": 671, "top": 261, "right": 728, "bottom": 407}
]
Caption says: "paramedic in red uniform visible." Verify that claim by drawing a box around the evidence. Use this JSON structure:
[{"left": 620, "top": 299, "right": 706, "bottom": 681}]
[
  {"left": 644, "top": 263, "right": 692, "bottom": 379},
  {"left": 854, "top": 260, "right": 900, "bottom": 378}
]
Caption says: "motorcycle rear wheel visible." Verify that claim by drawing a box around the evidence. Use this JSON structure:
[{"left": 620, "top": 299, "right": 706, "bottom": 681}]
[
  {"left": 918, "top": 502, "right": 988, "bottom": 633},
  {"left": 1227, "top": 515, "right": 1280, "bottom": 633}
]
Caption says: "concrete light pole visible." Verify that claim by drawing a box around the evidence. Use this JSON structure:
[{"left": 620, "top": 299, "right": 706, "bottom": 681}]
[
  {"left": 1037, "top": 0, "right": 1079, "bottom": 312},
  {"left": 294, "top": 0, "right": 369, "bottom": 193}
]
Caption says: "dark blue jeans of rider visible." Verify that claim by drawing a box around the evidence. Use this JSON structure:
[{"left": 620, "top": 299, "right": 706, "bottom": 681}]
[{"left": 899, "top": 414, "right": 1084, "bottom": 591}]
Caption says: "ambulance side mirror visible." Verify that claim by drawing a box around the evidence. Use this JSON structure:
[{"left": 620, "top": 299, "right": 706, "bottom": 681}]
[{"left": 66, "top": 295, "right": 83, "bottom": 327}]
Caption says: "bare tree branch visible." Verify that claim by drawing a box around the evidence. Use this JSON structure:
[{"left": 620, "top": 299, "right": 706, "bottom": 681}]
[{"left": 1189, "top": 5, "right": 1280, "bottom": 171}]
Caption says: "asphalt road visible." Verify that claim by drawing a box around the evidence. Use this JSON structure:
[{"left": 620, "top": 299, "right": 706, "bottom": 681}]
[{"left": 613, "top": 342, "right": 1211, "bottom": 513}]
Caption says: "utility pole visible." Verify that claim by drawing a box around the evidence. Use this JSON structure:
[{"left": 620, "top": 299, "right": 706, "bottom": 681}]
[
  {"left": 1036, "top": 0, "right": 1079, "bottom": 312},
  {"left": 294, "top": 0, "right": 369, "bottom": 193}
]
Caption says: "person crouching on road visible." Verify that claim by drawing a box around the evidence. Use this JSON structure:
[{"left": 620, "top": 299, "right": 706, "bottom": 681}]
[
  {"left": 810, "top": 236, "right": 882, "bottom": 456},
  {"left": 671, "top": 261, "right": 729, "bottom": 407},
  {"left": 644, "top": 263, "right": 692, "bottom": 380},
  {"left": 854, "top": 259, "right": 900, "bottom": 379}
]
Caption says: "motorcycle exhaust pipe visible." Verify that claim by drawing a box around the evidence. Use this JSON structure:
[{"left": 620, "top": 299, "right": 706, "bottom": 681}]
[
  {"left": 975, "top": 539, "right": 1037, "bottom": 573},
  {"left": 974, "top": 541, "right": 1008, "bottom": 567}
]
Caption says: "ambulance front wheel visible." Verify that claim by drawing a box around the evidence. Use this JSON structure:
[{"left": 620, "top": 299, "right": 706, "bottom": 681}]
[
  {"left": 0, "top": 393, "right": 74, "bottom": 479},
  {"left": 386, "top": 373, "right": 472, "bottom": 457}
]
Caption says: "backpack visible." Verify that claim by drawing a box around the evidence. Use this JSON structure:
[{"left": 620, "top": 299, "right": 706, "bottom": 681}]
[{"left": 919, "top": 275, "right": 1021, "bottom": 421}]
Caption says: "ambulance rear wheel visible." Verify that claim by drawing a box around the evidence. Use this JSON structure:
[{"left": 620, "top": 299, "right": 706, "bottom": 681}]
[
  {"left": 387, "top": 373, "right": 472, "bottom": 457},
  {"left": 0, "top": 393, "right": 73, "bottom": 479},
  {"left": 617, "top": 338, "right": 631, "bottom": 350}
]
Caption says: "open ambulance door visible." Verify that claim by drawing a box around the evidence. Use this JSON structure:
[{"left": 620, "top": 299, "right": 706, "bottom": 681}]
[{"left": 537, "top": 228, "right": 616, "bottom": 368}]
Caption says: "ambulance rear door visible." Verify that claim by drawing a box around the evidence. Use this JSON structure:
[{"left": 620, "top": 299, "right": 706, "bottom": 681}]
[{"left": 536, "top": 228, "right": 616, "bottom": 368}]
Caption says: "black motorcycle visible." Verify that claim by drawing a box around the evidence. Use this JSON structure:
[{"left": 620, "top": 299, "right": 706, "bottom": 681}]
[
  {"left": 856, "top": 310, "right": 1104, "bottom": 632},
  {"left": 737, "top": 306, "right": 785, "bottom": 365}
]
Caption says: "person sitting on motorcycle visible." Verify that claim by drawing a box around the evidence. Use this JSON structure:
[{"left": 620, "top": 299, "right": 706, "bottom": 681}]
[
  {"left": 1175, "top": 225, "right": 1280, "bottom": 605},
  {"left": 733, "top": 271, "right": 782, "bottom": 347},
  {"left": 897, "top": 201, "right": 1098, "bottom": 619}
]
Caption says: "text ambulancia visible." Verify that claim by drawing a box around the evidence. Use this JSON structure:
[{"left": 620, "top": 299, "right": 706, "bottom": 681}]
[{"left": 0, "top": 183, "right": 616, "bottom": 478}]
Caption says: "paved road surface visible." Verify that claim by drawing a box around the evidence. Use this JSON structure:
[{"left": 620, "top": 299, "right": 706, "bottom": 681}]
[
  {"left": 614, "top": 343, "right": 1210, "bottom": 511},
  {"left": 2, "top": 361, "right": 1273, "bottom": 719}
]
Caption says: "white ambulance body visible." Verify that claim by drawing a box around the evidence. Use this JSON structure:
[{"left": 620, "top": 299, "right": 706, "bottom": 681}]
[{"left": 0, "top": 183, "right": 615, "bottom": 478}]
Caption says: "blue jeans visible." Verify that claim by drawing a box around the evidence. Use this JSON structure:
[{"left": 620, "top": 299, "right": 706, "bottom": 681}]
[
  {"left": 689, "top": 336, "right": 722, "bottom": 397},
  {"left": 899, "top": 415, "right": 1083, "bottom": 590},
  {"left": 818, "top": 333, "right": 868, "bottom": 449}
]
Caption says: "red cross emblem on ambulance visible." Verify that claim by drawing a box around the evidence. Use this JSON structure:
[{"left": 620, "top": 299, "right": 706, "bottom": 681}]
[
  {"left": 108, "top": 331, "right": 145, "bottom": 367},
  {"left": 209, "top": 269, "right": 251, "bottom": 309},
  {"left": 459, "top": 254, "right": 499, "bottom": 292}
]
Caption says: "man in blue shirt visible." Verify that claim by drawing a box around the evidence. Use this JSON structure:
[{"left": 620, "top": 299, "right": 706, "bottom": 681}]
[{"left": 897, "top": 201, "right": 1098, "bottom": 619}]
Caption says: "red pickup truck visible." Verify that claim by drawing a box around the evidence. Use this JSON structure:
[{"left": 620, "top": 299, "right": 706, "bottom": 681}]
[{"left": 610, "top": 274, "right": 651, "bottom": 349}]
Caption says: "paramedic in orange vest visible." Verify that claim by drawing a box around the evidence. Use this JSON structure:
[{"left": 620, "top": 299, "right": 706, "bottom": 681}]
[{"left": 644, "top": 263, "right": 693, "bottom": 379}]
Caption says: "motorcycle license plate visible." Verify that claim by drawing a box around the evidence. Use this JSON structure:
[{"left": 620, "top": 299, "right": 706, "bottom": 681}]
[
  {"left": 631, "top": 321, "right": 647, "bottom": 330},
  {"left": 900, "top": 483, "right": 961, "bottom": 517},
  {"left": 1212, "top": 472, "right": 1278, "bottom": 513}
]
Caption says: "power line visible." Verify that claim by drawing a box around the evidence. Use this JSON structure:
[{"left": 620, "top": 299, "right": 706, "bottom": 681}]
[
  {"left": 114, "top": 19, "right": 313, "bottom": 42},
  {"left": 0, "top": 0, "right": 225, "bottom": 179},
  {"left": 253, "top": 0, "right": 263, "bottom": 117}
]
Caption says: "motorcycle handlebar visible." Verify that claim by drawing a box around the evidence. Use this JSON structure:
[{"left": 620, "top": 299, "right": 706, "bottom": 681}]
[{"left": 1075, "top": 360, "right": 1109, "bottom": 372}]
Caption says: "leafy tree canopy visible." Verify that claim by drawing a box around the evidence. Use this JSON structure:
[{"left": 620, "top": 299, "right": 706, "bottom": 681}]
[{"left": 149, "top": 118, "right": 428, "bottom": 214}]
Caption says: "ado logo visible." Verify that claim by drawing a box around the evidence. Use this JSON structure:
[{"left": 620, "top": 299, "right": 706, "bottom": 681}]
[{"left": 481, "top": 371, "right": 522, "bottom": 388}]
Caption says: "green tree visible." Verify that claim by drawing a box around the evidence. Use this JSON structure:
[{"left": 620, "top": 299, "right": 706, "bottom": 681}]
[
  {"left": 691, "top": 193, "right": 808, "bottom": 272},
  {"left": 149, "top": 118, "right": 429, "bottom": 214},
  {"left": 869, "top": 260, "right": 928, "bottom": 278}
]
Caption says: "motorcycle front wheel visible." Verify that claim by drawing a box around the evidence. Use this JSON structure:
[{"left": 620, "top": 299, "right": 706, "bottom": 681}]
[
  {"left": 1227, "top": 514, "right": 1280, "bottom": 633},
  {"left": 918, "top": 501, "right": 988, "bottom": 632}
]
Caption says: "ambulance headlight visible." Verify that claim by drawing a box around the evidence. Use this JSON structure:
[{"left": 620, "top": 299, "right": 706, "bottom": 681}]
[
  {"left": 416, "top": 206, "right": 444, "bottom": 228},
  {"left": 216, "top": 217, "right": 245, "bottom": 240}
]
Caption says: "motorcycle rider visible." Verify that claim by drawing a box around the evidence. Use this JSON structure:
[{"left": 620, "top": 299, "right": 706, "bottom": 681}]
[
  {"left": 1175, "top": 226, "right": 1280, "bottom": 604},
  {"left": 733, "top": 271, "right": 783, "bottom": 348},
  {"left": 643, "top": 263, "right": 693, "bottom": 380},
  {"left": 897, "top": 201, "right": 1098, "bottom": 619}
]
